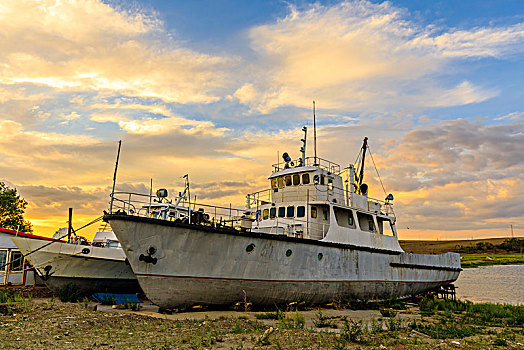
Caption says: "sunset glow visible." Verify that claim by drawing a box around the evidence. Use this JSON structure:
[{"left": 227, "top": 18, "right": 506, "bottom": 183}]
[{"left": 1, "top": 0, "right": 522, "bottom": 240}]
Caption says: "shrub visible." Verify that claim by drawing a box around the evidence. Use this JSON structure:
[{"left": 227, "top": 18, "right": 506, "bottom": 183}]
[
  {"left": 278, "top": 310, "right": 305, "bottom": 330},
  {"left": 380, "top": 308, "right": 397, "bottom": 318},
  {"left": 338, "top": 317, "right": 364, "bottom": 344},
  {"left": 312, "top": 309, "right": 337, "bottom": 328}
]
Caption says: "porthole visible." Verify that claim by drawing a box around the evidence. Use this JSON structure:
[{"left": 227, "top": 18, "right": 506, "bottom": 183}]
[
  {"left": 318, "top": 253, "right": 323, "bottom": 261},
  {"left": 246, "top": 243, "right": 255, "bottom": 254},
  {"left": 286, "top": 249, "right": 292, "bottom": 257}
]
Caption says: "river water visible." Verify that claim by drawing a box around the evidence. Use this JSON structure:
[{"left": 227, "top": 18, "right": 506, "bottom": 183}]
[{"left": 454, "top": 264, "right": 523, "bottom": 305}]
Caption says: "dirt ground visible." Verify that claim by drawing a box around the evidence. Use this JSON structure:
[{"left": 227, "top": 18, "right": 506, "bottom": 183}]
[{"left": 1, "top": 297, "right": 522, "bottom": 349}]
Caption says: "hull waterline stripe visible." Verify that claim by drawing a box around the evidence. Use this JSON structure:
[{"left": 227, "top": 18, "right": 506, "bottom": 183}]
[
  {"left": 134, "top": 273, "right": 456, "bottom": 284},
  {"left": 390, "top": 262, "right": 462, "bottom": 272}
]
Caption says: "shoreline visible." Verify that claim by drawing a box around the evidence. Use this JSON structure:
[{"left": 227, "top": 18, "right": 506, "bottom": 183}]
[{"left": 460, "top": 254, "right": 524, "bottom": 268}]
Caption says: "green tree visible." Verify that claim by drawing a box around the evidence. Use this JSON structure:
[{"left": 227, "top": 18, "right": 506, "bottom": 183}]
[{"left": 0, "top": 182, "right": 32, "bottom": 233}]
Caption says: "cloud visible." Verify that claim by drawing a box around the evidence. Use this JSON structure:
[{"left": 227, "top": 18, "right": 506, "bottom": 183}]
[
  {"left": 360, "top": 119, "right": 524, "bottom": 234},
  {"left": 1, "top": 0, "right": 522, "bottom": 241},
  {"left": 91, "top": 113, "right": 226, "bottom": 136},
  {"left": 233, "top": 1, "right": 522, "bottom": 113},
  {"left": 412, "top": 22, "right": 524, "bottom": 58},
  {"left": 0, "top": 0, "right": 231, "bottom": 104}
]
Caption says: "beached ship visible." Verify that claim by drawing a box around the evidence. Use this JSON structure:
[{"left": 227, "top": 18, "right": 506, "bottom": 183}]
[
  {"left": 105, "top": 129, "right": 461, "bottom": 308},
  {"left": 7, "top": 227, "right": 140, "bottom": 294}
]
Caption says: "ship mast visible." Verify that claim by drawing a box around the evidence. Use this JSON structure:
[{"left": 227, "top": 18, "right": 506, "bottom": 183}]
[{"left": 313, "top": 101, "right": 318, "bottom": 166}]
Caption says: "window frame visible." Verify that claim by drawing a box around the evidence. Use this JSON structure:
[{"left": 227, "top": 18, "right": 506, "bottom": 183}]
[
  {"left": 302, "top": 173, "right": 310, "bottom": 185},
  {"left": 311, "top": 206, "right": 317, "bottom": 218},
  {"left": 9, "top": 251, "right": 24, "bottom": 272},
  {"left": 292, "top": 174, "right": 300, "bottom": 186},
  {"left": 285, "top": 175, "right": 292, "bottom": 186}
]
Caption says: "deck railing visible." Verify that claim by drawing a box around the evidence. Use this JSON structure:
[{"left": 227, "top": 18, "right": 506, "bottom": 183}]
[
  {"left": 272, "top": 156, "right": 340, "bottom": 174},
  {"left": 109, "top": 191, "right": 247, "bottom": 229},
  {"left": 251, "top": 216, "right": 330, "bottom": 240},
  {"left": 109, "top": 191, "right": 332, "bottom": 238},
  {"left": 246, "top": 185, "right": 395, "bottom": 217}
]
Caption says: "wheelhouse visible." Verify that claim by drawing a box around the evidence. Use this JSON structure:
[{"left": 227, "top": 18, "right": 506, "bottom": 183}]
[{"left": 246, "top": 132, "right": 399, "bottom": 250}]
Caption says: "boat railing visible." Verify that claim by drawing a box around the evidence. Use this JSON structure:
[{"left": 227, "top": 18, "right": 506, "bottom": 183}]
[
  {"left": 109, "top": 191, "right": 249, "bottom": 230},
  {"left": 272, "top": 156, "right": 340, "bottom": 174},
  {"left": 246, "top": 186, "right": 395, "bottom": 217},
  {"left": 252, "top": 216, "right": 330, "bottom": 240}
]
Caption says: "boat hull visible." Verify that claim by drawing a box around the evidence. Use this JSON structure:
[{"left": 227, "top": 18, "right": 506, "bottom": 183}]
[
  {"left": 107, "top": 214, "right": 461, "bottom": 308},
  {"left": 11, "top": 235, "right": 140, "bottom": 294}
]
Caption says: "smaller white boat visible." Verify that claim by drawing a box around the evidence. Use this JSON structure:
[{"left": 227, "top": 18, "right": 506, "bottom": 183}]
[{"left": 5, "top": 227, "right": 141, "bottom": 294}]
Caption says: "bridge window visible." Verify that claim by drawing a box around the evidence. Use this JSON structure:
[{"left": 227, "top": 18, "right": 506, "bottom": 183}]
[
  {"left": 278, "top": 207, "right": 285, "bottom": 217},
  {"left": 256, "top": 210, "right": 261, "bottom": 221},
  {"left": 293, "top": 174, "right": 300, "bottom": 186},
  {"left": 334, "top": 207, "right": 355, "bottom": 228},
  {"left": 320, "top": 174, "right": 325, "bottom": 185},
  {"left": 263, "top": 209, "right": 269, "bottom": 220},
  {"left": 271, "top": 179, "right": 277, "bottom": 189},
  {"left": 311, "top": 206, "right": 317, "bottom": 218},
  {"left": 297, "top": 206, "right": 305, "bottom": 217},
  {"left": 377, "top": 217, "right": 389, "bottom": 235},
  {"left": 328, "top": 178, "right": 333, "bottom": 190},
  {"left": 270, "top": 207, "right": 276, "bottom": 219},
  {"left": 322, "top": 208, "right": 328, "bottom": 220},
  {"left": 356, "top": 212, "right": 375, "bottom": 232},
  {"left": 287, "top": 206, "right": 295, "bottom": 218},
  {"left": 277, "top": 177, "right": 284, "bottom": 188},
  {"left": 302, "top": 173, "right": 310, "bottom": 184},
  {"left": 285, "top": 175, "right": 292, "bottom": 186}
]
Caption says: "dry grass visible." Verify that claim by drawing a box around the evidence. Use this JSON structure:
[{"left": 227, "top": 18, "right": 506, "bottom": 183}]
[{"left": 0, "top": 296, "right": 523, "bottom": 349}]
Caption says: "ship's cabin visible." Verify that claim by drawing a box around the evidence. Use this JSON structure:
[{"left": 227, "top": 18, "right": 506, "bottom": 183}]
[{"left": 246, "top": 155, "right": 399, "bottom": 249}]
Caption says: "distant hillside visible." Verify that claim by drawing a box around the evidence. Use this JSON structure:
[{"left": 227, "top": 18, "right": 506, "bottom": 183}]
[{"left": 399, "top": 237, "right": 524, "bottom": 254}]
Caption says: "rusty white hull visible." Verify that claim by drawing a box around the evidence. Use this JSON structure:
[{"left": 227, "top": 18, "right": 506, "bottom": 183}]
[
  {"left": 11, "top": 234, "right": 140, "bottom": 294},
  {"left": 108, "top": 215, "right": 461, "bottom": 308}
]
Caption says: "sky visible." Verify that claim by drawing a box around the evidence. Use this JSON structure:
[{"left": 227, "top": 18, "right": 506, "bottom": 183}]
[{"left": 0, "top": 0, "right": 523, "bottom": 240}]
